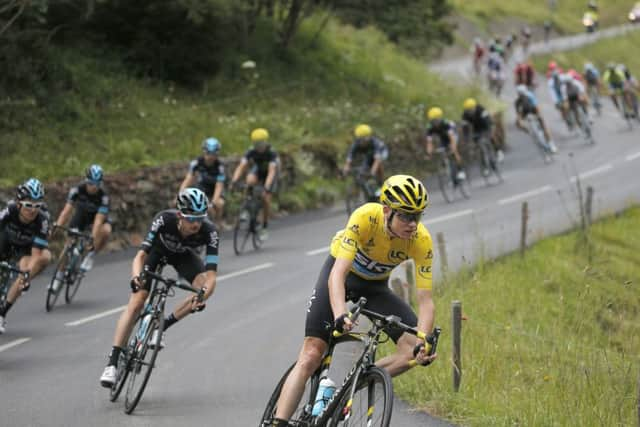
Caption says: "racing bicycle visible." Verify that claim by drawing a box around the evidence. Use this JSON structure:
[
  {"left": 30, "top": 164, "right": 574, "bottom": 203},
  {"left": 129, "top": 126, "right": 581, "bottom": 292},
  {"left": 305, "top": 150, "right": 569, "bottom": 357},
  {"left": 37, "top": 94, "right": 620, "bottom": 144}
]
[
  {"left": 432, "top": 146, "right": 471, "bottom": 203},
  {"left": 46, "top": 225, "right": 93, "bottom": 312},
  {"left": 108, "top": 266, "right": 205, "bottom": 414},
  {"left": 0, "top": 261, "right": 29, "bottom": 307},
  {"left": 260, "top": 297, "right": 441, "bottom": 427},
  {"left": 232, "top": 184, "right": 266, "bottom": 255},
  {"left": 345, "top": 170, "right": 380, "bottom": 216}
]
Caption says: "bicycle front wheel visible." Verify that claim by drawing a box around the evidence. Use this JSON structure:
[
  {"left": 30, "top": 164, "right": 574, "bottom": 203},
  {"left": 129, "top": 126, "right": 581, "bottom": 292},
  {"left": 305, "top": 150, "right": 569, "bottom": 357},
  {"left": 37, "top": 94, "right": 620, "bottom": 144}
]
[
  {"left": 110, "top": 347, "right": 130, "bottom": 402},
  {"left": 329, "top": 366, "right": 393, "bottom": 427},
  {"left": 124, "top": 313, "right": 164, "bottom": 414},
  {"left": 259, "top": 362, "right": 319, "bottom": 427}
]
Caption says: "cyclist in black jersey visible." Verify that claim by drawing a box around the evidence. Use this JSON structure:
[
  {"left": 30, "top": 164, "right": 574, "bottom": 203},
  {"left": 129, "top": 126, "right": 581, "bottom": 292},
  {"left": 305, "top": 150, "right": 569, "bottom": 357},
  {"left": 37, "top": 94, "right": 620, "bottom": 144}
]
[
  {"left": 230, "top": 128, "right": 279, "bottom": 239},
  {"left": 180, "top": 137, "right": 226, "bottom": 225},
  {"left": 52, "top": 165, "right": 111, "bottom": 282},
  {"left": 0, "top": 179, "right": 52, "bottom": 334},
  {"left": 342, "top": 124, "right": 388, "bottom": 185},
  {"left": 99, "top": 188, "right": 219, "bottom": 387},
  {"left": 461, "top": 98, "right": 504, "bottom": 174},
  {"left": 425, "top": 107, "right": 466, "bottom": 181}
]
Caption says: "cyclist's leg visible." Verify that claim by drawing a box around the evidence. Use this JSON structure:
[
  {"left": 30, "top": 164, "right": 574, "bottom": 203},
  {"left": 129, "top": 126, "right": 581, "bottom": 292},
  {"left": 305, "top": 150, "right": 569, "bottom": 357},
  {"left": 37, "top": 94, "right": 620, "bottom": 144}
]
[
  {"left": 92, "top": 217, "right": 112, "bottom": 253},
  {"left": 0, "top": 245, "right": 31, "bottom": 316},
  {"left": 355, "top": 283, "right": 419, "bottom": 377},
  {"left": 109, "top": 250, "right": 161, "bottom": 352},
  {"left": 275, "top": 256, "right": 335, "bottom": 420},
  {"left": 8, "top": 247, "right": 51, "bottom": 300},
  {"left": 163, "top": 250, "right": 207, "bottom": 330}
]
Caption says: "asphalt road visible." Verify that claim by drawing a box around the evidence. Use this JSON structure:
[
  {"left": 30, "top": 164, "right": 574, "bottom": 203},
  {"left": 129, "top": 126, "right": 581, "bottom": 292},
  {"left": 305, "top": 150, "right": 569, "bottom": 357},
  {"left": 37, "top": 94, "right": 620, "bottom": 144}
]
[{"left": 1, "top": 28, "right": 640, "bottom": 427}]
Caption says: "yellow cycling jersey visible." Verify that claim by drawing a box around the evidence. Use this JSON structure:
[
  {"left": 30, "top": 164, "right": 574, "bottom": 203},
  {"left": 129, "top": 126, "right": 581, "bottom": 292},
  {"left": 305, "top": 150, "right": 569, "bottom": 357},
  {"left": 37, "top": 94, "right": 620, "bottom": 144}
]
[{"left": 330, "top": 203, "right": 434, "bottom": 290}]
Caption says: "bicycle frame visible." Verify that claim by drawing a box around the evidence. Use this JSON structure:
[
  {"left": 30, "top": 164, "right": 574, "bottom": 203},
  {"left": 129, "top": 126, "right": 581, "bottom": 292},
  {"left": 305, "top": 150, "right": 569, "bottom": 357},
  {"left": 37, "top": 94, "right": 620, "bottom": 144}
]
[{"left": 311, "top": 322, "right": 386, "bottom": 424}]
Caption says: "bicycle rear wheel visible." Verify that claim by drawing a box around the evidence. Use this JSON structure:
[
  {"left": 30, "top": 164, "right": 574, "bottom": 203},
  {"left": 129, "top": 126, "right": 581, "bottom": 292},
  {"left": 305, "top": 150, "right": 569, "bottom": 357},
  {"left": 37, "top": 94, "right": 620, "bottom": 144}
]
[
  {"left": 46, "top": 254, "right": 68, "bottom": 312},
  {"left": 259, "top": 362, "right": 319, "bottom": 427},
  {"left": 345, "top": 181, "right": 365, "bottom": 216},
  {"left": 436, "top": 159, "right": 453, "bottom": 204},
  {"left": 233, "top": 209, "right": 252, "bottom": 255},
  {"left": 251, "top": 205, "right": 265, "bottom": 250},
  {"left": 123, "top": 313, "right": 164, "bottom": 414},
  {"left": 328, "top": 366, "right": 393, "bottom": 427},
  {"left": 65, "top": 258, "right": 84, "bottom": 304}
]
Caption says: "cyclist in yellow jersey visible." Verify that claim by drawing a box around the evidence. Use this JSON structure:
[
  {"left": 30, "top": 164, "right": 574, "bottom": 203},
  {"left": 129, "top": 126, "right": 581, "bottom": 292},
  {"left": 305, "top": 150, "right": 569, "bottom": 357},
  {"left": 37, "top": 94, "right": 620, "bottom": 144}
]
[{"left": 271, "top": 175, "right": 437, "bottom": 426}]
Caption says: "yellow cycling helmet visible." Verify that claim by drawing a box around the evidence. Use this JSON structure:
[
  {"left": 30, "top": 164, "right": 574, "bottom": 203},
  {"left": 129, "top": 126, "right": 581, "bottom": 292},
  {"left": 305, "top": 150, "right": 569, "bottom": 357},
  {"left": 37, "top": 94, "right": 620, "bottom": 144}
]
[
  {"left": 380, "top": 174, "right": 429, "bottom": 213},
  {"left": 463, "top": 98, "right": 477, "bottom": 110},
  {"left": 251, "top": 128, "right": 269, "bottom": 142},
  {"left": 427, "top": 107, "right": 443, "bottom": 121},
  {"left": 354, "top": 124, "right": 373, "bottom": 138}
]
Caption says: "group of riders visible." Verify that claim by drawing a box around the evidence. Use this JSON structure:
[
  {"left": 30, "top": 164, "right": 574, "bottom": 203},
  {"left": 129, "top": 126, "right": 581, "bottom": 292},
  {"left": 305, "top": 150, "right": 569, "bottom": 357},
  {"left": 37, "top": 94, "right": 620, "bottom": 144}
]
[
  {"left": 3, "top": 16, "right": 638, "bottom": 423},
  {"left": 1, "top": 121, "right": 441, "bottom": 426}
]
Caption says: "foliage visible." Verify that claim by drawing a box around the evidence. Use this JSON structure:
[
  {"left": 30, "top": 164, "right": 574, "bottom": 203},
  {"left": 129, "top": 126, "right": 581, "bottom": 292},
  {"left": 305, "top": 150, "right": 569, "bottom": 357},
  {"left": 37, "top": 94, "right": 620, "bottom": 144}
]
[
  {"left": 450, "top": 0, "right": 630, "bottom": 35},
  {"left": 0, "top": 16, "right": 483, "bottom": 188},
  {"left": 333, "top": 0, "right": 454, "bottom": 57},
  {"left": 381, "top": 207, "right": 640, "bottom": 426}
]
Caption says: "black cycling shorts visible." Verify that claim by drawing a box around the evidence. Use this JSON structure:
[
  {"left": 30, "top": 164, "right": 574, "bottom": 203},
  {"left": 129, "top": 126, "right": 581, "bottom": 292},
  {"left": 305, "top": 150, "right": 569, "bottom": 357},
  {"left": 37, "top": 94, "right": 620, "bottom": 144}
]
[
  {"left": 0, "top": 229, "right": 30, "bottom": 261},
  {"left": 249, "top": 166, "right": 279, "bottom": 193},
  {"left": 69, "top": 207, "right": 112, "bottom": 232},
  {"left": 139, "top": 247, "right": 205, "bottom": 292},
  {"left": 305, "top": 256, "right": 418, "bottom": 343}
]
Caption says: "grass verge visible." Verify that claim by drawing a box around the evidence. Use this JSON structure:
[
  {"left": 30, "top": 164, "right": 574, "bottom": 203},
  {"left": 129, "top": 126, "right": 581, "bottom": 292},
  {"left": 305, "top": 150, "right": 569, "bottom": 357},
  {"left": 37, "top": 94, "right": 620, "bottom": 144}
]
[
  {"left": 383, "top": 206, "right": 640, "bottom": 426},
  {"left": 532, "top": 27, "right": 640, "bottom": 74},
  {"left": 450, "top": 0, "right": 631, "bottom": 34}
]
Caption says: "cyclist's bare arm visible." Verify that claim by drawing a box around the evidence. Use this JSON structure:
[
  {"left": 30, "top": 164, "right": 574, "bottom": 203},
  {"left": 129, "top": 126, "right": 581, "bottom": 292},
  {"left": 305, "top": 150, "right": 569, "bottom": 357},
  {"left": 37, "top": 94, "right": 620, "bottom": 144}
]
[
  {"left": 231, "top": 158, "right": 249, "bottom": 183},
  {"left": 265, "top": 162, "right": 277, "bottom": 191},
  {"left": 425, "top": 136, "right": 434, "bottom": 156},
  {"left": 212, "top": 182, "right": 224, "bottom": 203},
  {"left": 415, "top": 289, "right": 437, "bottom": 364},
  {"left": 179, "top": 172, "right": 197, "bottom": 192},
  {"left": 55, "top": 202, "right": 74, "bottom": 228},
  {"left": 131, "top": 250, "right": 147, "bottom": 282},
  {"left": 329, "top": 257, "right": 352, "bottom": 329}
]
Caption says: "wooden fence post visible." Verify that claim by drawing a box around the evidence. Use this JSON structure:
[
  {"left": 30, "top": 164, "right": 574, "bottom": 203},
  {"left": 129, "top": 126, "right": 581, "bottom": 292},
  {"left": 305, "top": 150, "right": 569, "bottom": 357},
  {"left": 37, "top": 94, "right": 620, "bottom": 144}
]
[
  {"left": 437, "top": 232, "right": 448, "bottom": 275},
  {"left": 585, "top": 186, "right": 594, "bottom": 227},
  {"left": 452, "top": 300, "right": 462, "bottom": 392},
  {"left": 520, "top": 201, "right": 528, "bottom": 256}
]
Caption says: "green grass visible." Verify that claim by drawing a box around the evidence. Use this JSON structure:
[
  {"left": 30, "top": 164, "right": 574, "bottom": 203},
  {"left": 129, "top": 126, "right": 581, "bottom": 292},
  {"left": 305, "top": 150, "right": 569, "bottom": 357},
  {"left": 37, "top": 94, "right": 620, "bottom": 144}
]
[
  {"left": 0, "top": 16, "right": 483, "bottom": 188},
  {"left": 451, "top": 0, "right": 631, "bottom": 34},
  {"left": 383, "top": 207, "right": 640, "bottom": 426},
  {"left": 532, "top": 27, "right": 640, "bottom": 75}
]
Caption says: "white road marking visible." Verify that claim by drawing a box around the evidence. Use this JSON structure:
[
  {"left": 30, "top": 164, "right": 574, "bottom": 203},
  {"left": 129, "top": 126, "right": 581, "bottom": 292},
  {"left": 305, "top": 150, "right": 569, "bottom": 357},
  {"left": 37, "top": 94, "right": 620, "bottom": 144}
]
[
  {"left": 498, "top": 186, "right": 553, "bottom": 205},
  {"left": 65, "top": 305, "right": 127, "bottom": 327},
  {"left": 306, "top": 247, "right": 329, "bottom": 256},
  {"left": 424, "top": 209, "right": 474, "bottom": 226},
  {"left": 66, "top": 263, "right": 275, "bottom": 327},
  {"left": 626, "top": 151, "right": 640, "bottom": 162},
  {"left": 570, "top": 164, "right": 613, "bottom": 183},
  {"left": 0, "top": 337, "right": 31, "bottom": 353},
  {"left": 216, "top": 262, "right": 274, "bottom": 281}
]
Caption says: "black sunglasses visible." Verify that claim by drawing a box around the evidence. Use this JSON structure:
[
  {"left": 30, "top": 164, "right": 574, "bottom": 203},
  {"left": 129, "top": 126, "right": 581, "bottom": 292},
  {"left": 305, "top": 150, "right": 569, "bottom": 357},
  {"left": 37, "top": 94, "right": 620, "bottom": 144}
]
[{"left": 394, "top": 210, "right": 422, "bottom": 223}]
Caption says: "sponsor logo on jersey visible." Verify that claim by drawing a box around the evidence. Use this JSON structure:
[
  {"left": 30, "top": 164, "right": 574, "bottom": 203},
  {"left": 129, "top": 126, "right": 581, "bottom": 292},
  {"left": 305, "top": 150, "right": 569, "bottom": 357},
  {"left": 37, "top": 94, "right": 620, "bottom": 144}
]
[
  {"left": 388, "top": 250, "right": 408, "bottom": 263},
  {"left": 418, "top": 265, "right": 432, "bottom": 278},
  {"left": 349, "top": 224, "right": 360, "bottom": 235},
  {"left": 354, "top": 251, "right": 395, "bottom": 276}
]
